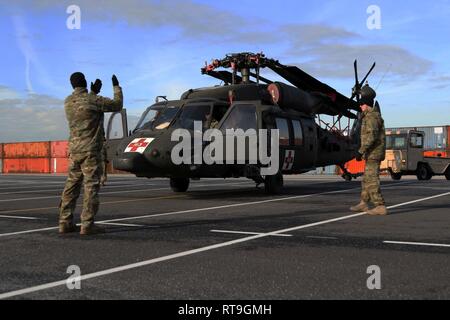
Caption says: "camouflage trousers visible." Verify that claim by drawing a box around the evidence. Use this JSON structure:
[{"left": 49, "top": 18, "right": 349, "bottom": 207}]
[
  {"left": 361, "top": 160, "right": 385, "bottom": 206},
  {"left": 100, "top": 146, "right": 108, "bottom": 186},
  {"left": 59, "top": 152, "right": 102, "bottom": 227}
]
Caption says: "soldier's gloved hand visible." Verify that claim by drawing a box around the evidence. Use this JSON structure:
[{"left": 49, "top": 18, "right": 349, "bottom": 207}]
[
  {"left": 90, "top": 79, "right": 102, "bottom": 94},
  {"left": 355, "top": 152, "right": 364, "bottom": 162},
  {"left": 112, "top": 75, "right": 119, "bottom": 87}
]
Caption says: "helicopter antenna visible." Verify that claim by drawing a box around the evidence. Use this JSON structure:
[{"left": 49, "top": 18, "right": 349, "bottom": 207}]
[{"left": 375, "top": 63, "right": 392, "bottom": 90}]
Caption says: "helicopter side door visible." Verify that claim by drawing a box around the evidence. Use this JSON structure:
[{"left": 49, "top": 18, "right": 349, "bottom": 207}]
[
  {"left": 219, "top": 103, "right": 258, "bottom": 165},
  {"left": 289, "top": 118, "right": 315, "bottom": 171},
  {"left": 299, "top": 117, "right": 318, "bottom": 169},
  {"left": 105, "top": 109, "right": 129, "bottom": 161}
]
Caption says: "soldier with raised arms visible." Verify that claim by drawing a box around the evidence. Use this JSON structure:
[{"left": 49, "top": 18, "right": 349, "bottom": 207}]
[{"left": 59, "top": 72, "right": 123, "bottom": 235}]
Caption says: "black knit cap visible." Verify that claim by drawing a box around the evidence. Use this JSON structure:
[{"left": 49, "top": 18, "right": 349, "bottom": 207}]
[{"left": 70, "top": 72, "right": 87, "bottom": 89}]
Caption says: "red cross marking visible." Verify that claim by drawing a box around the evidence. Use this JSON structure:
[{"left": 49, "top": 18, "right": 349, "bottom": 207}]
[
  {"left": 127, "top": 139, "right": 150, "bottom": 152},
  {"left": 285, "top": 150, "right": 295, "bottom": 164}
]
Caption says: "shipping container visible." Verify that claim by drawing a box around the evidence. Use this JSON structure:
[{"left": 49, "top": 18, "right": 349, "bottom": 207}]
[
  {"left": 387, "top": 126, "right": 449, "bottom": 150},
  {"left": 51, "top": 158, "right": 69, "bottom": 174},
  {"left": 3, "top": 142, "right": 51, "bottom": 159},
  {"left": 2, "top": 158, "right": 51, "bottom": 174},
  {"left": 448, "top": 126, "right": 450, "bottom": 149},
  {"left": 0, "top": 143, "right": 3, "bottom": 159},
  {"left": 51, "top": 141, "right": 69, "bottom": 158},
  {"left": 0, "top": 159, "right": 2, "bottom": 174}
]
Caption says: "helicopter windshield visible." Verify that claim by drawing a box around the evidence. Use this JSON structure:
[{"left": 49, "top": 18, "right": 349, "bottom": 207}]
[
  {"left": 152, "top": 105, "right": 180, "bottom": 130},
  {"left": 172, "top": 104, "right": 212, "bottom": 130},
  {"left": 135, "top": 107, "right": 161, "bottom": 131}
]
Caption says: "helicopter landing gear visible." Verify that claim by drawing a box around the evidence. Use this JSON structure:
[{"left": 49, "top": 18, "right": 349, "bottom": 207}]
[
  {"left": 170, "top": 178, "right": 190, "bottom": 193},
  {"left": 265, "top": 172, "right": 284, "bottom": 194},
  {"left": 342, "top": 173, "right": 353, "bottom": 182},
  {"left": 390, "top": 171, "right": 402, "bottom": 181}
]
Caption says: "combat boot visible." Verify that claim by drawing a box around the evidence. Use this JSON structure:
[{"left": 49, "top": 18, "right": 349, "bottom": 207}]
[
  {"left": 367, "top": 206, "right": 388, "bottom": 216},
  {"left": 59, "top": 222, "right": 78, "bottom": 234},
  {"left": 80, "top": 224, "right": 106, "bottom": 236},
  {"left": 350, "top": 201, "right": 369, "bottom": 213}
]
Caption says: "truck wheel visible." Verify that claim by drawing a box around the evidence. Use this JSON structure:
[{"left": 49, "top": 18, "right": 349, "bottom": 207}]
[
  {"left": 416, "top": 164, "right": 432, "bottom": 181},
  {"left": 265, "top": 172, "right": 284, "bottom": 194},
  {"left": 445, "top": 168, "right": 450, "bottom": 181},
  {"left": 170, "top": 178, "right": 190, "bottom": 192},
  {"left": 390, "top": 172, "right": 402, "bottom": 181}
]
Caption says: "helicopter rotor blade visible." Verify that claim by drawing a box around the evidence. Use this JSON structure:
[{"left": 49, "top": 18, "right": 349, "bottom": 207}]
[
  {"left": 359, "top": 62, "right": 376, "bottom": 87},
  {"left": 350, "top": 60, "right": 360, "bottom": 101}
]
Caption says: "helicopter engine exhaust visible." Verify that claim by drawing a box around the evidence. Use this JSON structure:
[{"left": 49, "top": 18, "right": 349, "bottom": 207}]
[{"left": 268, "top": 82, "right": 319, "bottom": 114}]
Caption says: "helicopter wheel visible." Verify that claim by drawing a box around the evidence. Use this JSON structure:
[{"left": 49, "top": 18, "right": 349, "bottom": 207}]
[
  {"left": 390, "top": 171, "right": 402, "bottom": 181},
  {"left": 342, "top": 173, "right": 353, "bottom": 182},
  {"left": 264, "top": 172, "right": 284, "bottom": 195},
  {"left": 170, "top": 178, "right": 190, "bottom": 193}
]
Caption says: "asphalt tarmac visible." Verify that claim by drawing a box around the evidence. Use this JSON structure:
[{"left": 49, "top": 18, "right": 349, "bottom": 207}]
[{"left": 0, "top": 174, "right": 449, "bottom": 300}]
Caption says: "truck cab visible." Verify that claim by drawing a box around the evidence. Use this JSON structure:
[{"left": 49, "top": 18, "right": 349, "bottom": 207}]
[{"left": 382, "top": 130, "right": 450, "bottom": 181}]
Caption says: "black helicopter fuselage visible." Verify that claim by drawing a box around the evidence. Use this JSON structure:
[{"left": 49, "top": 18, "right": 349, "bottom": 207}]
[{"left": 112, "top": 83, "right": 358, "bottom": 180}]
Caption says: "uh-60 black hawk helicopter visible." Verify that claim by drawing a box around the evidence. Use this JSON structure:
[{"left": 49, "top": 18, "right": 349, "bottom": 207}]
[{"left": 106, "top": 52, "right": 376, "bottom": 194}]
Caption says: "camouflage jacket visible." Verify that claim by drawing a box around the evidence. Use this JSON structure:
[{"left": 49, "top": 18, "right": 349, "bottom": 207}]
[
  {"left": 65, "top": 86, "right": 123, "bottom": 154},
  {"left": 359, "top": 106, "right": 386, "bottom": 161}
]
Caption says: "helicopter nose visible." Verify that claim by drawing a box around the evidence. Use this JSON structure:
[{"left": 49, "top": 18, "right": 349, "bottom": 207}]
[{"left": 113, "top": 152, "right": 148, "bottom": 173}]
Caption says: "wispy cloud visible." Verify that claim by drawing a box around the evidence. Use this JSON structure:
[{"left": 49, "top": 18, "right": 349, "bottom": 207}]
[
  {"left": 280, "top": 24, "right": 432, "bottom": 80},
  {"left": 12, "top": 15, "right": 34, "bottom": 93}
]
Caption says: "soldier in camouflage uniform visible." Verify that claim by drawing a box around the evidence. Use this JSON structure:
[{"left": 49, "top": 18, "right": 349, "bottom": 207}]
[
  {"left": 89, "top": 79, "right": 109, "bottom": 186},
  {"left": 350, "top": 85, "right": 387, "bottom": 216},
  {"left": 59, "top": 73, "right": 123, "bottom": 235}
]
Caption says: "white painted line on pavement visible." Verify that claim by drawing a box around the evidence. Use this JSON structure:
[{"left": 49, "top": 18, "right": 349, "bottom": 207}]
[
  {"left": 0, "top": 183, "right": 157, "bottom": 195},
  {"left": 211, "top": 229, "right": 293, "bottom": 237},
  {"left": 97, "top": 222, "right": 145, "bottom": 228},
  {"left": 306, "top": 236, "right": 338, "bottom": 240},
  {"left": 1, "top": 190, "right": 448, "bottom": 299},
  {"left": 383, "top": 241, "right": 450, "bottom": 248},
  {"left": 0, "top": 215, "right": 44, "bottom": 220}
]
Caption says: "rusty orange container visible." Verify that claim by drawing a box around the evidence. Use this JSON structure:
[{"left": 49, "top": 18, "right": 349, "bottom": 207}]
[
  {"left": 447, "top": 126, "right": 450, "bottom": 149},
  {"left": 3, "top": 142, "right": 51, "bottom": 159},
  {"left": 51, "top": 158, "right": 69, "bottom": 174},
  {"left": 51, "top": 141, "right": 69, "bottom": 158},
  {"left": 0, "top": 143, "right": 3, "bottom": 159},
  {"left": 3, "top": 158, "right": 51, "bottom": 173}
]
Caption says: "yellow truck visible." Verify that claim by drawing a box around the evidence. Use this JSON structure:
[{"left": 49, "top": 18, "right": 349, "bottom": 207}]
[{"left": 381, "top": 130, "right": 450, "bottom": 181}]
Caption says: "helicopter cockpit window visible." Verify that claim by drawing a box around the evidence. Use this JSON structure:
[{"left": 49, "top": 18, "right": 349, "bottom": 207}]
[
  {"left": 135, "top": 108, "right": 160, "bottom": 131},
  {"left": 173, "top": 104, "right": 212, "bottom": 131},
  {"left": 275, "top": 118, "right": 290, "bottom": 146},
  {"left": 153, "top": 106, "right": 180, "bottom": 130},
  {"left": 220, "top": 104, "right": 257, "bottom": 131}
]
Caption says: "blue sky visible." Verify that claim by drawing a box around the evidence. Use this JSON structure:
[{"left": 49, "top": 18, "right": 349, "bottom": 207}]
[{"left": 1, "top": 0, "right": 449, "bottom": 142}]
